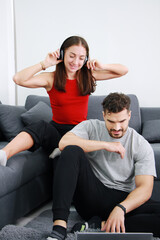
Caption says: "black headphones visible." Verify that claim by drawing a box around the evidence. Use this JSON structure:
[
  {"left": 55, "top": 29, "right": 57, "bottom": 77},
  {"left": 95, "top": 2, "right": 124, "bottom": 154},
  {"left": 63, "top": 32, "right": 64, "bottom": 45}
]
[
  {"left": 58, "top": 49, "right": 64, "bottom": 60},
  {"left": 58, "top": 48, "right": 88, "bottom": 65}
]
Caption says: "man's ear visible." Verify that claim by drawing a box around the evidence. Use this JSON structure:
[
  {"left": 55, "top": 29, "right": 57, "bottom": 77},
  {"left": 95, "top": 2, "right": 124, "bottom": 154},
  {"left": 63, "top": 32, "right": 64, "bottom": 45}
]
[
  {"left": 102, "top": 111, "right": 106, "bottom": 120},
  {"left": 129, "top": 110, "right": 131, "bottom": 120}
]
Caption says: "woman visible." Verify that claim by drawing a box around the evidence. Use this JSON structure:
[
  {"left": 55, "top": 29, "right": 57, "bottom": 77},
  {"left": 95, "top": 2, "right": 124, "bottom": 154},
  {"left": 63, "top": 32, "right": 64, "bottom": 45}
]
[{"left": 0, "top": 35, "right": 128, "bottom": 166}]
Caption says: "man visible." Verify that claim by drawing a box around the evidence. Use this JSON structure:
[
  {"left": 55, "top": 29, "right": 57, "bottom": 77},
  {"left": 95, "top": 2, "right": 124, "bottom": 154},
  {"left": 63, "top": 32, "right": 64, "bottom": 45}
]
[{"left": 47, "top": 92, "right": 160, "bottom": 240}]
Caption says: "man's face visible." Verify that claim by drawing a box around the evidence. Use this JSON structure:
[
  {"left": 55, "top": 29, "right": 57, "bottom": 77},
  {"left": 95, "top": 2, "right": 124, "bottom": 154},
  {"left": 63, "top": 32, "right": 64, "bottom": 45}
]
[{"left": 103, "top": 109, "right": 131, "bottom": 139}]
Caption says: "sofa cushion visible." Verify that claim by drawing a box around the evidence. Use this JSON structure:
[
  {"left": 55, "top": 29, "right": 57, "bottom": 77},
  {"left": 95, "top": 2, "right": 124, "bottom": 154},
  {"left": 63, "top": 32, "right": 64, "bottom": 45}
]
[
  {"left": 142, "top": 119, "right": 160, "bottom": 143},
  {"left": 151, "top": 143, "right": 160, "bottom": 180},
  {"left": 0, "top": 148, "right": 51, "bottom": 198},
  {"left": 0, "top": 101, "right": 5, "bottom": 140},
  {"left": 25, "top": 95, "right": 50, "bottom": 110},
  {"left": 128, "top": 94, "right": 141, "bottom": 133},
  {"left": 21, "top": 101, "right": 52, "bottom": 126},
  {"left": 87, "top": 95, "right": 104, "bottom": 121},
  {"left": 0, "top": 101, "right": 3, "bottom": 140},
  {"left": 0, "top": 129, "right": 5, "bottom": 141},
  {"left": 0, "top": 104, "right": 26, "bottom": 141}
]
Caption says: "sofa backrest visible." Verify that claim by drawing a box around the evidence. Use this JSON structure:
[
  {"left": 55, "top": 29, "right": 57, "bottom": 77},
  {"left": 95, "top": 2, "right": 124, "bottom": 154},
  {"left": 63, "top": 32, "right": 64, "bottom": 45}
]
[
  {"left": 25, "top": 94, "right": 141, "bottom": 133},
  {"left": 128, "top": 94, "right": 141, "bottom": 133},
  {"left": 25, "top": 95, "right": 50, "bottom": 110}
]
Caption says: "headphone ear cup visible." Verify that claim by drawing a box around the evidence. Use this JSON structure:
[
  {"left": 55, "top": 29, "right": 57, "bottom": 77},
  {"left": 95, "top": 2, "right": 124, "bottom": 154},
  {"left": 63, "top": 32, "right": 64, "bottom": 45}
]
[
  {"left": 58, "top": 49, "right": 64, "bottom": 60},
  {"left": 60, "top": 49, "right": 64, "bottom": 60},
  {"left": 84, "top": 56, "right": 88, "bottom": 65}
]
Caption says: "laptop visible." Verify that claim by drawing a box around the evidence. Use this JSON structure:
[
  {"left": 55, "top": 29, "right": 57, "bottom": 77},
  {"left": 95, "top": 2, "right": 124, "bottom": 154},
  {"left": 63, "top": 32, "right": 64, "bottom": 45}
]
[{"left": 76, "top": 232, "right": 153, "bottom": 240}]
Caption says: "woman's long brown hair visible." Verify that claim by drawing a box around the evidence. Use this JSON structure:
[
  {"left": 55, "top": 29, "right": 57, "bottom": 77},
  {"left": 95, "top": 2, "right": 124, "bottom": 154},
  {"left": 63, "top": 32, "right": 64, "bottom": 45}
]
[{"left": 54, "top": 36, "right": 96, "bottom": 95}]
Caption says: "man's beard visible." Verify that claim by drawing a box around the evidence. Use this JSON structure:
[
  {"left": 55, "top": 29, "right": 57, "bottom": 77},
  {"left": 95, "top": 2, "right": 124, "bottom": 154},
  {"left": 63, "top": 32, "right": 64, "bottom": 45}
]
[{"left": 108, "top": 129, "right": 124, "bottom": 138}]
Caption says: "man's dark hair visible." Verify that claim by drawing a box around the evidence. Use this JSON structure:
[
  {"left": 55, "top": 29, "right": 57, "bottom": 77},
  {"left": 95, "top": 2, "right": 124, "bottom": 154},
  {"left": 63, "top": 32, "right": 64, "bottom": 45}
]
[{"left": 102, "top": 92, "right": 131, "bottom": 113}]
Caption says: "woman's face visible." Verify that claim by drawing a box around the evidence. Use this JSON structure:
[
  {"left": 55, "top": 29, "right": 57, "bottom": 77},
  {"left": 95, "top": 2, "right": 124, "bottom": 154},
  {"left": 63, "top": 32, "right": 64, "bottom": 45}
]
[{"left": 64, "top": 45, "right": 87, "bottom": 75}]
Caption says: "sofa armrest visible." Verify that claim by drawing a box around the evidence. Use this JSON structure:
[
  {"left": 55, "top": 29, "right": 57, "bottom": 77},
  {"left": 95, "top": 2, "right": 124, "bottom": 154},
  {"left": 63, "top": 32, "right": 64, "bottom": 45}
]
[{"left": 0, "top": 104, "right": 26, "bottom": 141}]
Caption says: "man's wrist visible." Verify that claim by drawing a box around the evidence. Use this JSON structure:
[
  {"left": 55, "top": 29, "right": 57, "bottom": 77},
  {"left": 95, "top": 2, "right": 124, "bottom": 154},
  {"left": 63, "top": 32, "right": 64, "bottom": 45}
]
[{"left": 117, "top": 203, "right": 126, "bottom": 215}]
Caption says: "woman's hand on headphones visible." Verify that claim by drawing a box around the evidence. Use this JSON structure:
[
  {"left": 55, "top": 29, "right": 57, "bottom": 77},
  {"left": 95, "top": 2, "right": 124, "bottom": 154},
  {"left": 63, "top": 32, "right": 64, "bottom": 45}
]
[
  {"left": 43, "top": 49, "right": 62, "bottom": 68},
  {"left": 87, "top": 59, "right": 104, "bottom": 71}
]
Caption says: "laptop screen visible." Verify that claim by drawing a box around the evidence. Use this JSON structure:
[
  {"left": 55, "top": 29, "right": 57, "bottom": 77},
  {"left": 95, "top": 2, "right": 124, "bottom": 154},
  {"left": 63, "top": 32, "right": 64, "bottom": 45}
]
[{"left": 76, "top": 232, "right": 153, "bottom": 240}]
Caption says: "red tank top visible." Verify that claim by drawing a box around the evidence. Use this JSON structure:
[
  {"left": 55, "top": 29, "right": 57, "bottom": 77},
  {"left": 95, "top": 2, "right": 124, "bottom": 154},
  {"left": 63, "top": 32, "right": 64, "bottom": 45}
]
[{"left": 47, "top": 79, "right": 89, "bottom": 125}]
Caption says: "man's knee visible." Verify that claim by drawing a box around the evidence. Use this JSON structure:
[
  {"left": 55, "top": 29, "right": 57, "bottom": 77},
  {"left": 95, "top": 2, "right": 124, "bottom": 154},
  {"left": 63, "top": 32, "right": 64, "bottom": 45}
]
[
  {"left": 59, "top": 146, "right": 87, "bottom": 175},
  {"left": 60, "top": 145, "right": 85, "bottom": 165},
  {"left": 62, "top": 145, "right": 84, "bottom": 156}
]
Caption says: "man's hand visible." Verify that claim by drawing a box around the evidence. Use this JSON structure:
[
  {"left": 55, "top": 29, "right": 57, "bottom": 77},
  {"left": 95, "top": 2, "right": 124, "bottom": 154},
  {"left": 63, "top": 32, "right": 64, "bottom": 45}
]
[
  {"left": 101, "top": 206, "right": 125, "bottom": 233},
  {"left": 105, "top": 142, "right": 125, "bottom": 159}
]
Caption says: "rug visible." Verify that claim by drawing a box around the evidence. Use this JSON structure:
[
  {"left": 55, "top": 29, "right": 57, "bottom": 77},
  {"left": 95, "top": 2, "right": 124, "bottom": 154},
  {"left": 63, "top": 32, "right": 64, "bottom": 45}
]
[
  {"left": 0, "top": 209, "right": 83, "bottom": 240},
  {"left": 0, "top": 209, "right": 159, "bottom": 240}
]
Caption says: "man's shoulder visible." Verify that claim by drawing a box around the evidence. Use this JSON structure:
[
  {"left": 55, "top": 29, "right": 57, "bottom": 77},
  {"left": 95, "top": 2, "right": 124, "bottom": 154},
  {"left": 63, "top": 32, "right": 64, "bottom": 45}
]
[
  {"left": 87, "top": 119, "right": 105, "bottom": 128},
  {"left": 128, "top": 127, "right": 143, "bottom": 138},
  {"left": 71, "top": 119, "right": 104, "bottom": 131},
  {"left": 127, "top": 127, "right": 151, "bottom": 146},
  {"left": 78, "top": 119, "right": 105, "bottom": 133},
  {"left": 88, "top": 119, "right": 104, "bottom": 124}
]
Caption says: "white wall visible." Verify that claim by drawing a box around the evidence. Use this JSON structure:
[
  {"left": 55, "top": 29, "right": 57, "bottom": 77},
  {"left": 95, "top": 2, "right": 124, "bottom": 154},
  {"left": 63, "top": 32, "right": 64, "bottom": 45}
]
[
  {"left": 2, "top": 0, "right": 160, "bottom": 107},
  {"left": 0, "top": 0, "right": 16, "bottom": 105}
]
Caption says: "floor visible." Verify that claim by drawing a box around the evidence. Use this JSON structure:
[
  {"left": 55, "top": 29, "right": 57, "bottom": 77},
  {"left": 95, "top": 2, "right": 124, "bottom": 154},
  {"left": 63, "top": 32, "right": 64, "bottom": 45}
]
[
  {"left": 15, "top": 201, "right": 75, "bottom": 227},
  {"left": 15, "top": 200, "right": 52, "bottom": 227}
]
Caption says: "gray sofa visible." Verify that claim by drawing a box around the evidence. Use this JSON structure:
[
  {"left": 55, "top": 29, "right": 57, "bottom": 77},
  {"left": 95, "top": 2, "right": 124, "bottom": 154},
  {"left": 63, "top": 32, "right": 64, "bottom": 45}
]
[{"left": 0, "top": 94, "right": 160, "bottom": 229}]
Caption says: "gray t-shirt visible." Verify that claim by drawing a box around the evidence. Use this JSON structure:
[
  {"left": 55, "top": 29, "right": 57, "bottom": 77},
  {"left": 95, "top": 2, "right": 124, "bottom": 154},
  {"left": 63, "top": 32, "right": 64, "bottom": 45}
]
[{"left": 70, "top": 119, "right": 156, "bottom": 192}]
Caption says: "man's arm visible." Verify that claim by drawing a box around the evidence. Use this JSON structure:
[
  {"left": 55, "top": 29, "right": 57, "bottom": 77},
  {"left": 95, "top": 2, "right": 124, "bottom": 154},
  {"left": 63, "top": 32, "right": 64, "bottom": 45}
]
[
  {"left": 101, "top": 175, "right": 154, "bottom": 233},
  {"left": 59, "top": 132, "right": 125, "bottom": 158}
]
